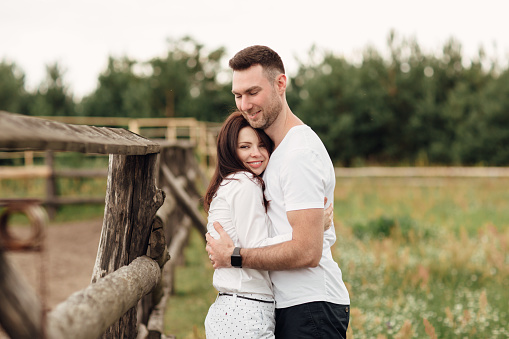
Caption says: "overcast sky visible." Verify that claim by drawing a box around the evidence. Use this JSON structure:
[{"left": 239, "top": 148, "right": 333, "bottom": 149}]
[{"left": 1, "top": 0, "right": 508, "bottom": 99}]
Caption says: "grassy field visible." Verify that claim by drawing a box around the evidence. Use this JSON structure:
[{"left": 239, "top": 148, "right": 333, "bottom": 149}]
[
  {"left": 164, "top": 176, "right": 509, "bottom": 339},
  {"left": 2, "top": 168, "right": 507, "bottom": 338}
]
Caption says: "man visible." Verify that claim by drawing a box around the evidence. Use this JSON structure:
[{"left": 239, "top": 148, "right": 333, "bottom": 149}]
[{"left": 206, "top": 45, "right": 350, "bottom": 338}]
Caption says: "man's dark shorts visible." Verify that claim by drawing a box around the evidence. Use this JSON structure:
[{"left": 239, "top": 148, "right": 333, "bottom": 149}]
[{"left": 275, "top": 301, "right": 349, "bottom": 338}]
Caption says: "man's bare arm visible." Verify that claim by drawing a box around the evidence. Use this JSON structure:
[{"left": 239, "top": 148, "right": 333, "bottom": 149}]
[
  {"left": 206, "top": 208, "right": 324, "bottom": 270},
  {"left": 243, "top": 208, "right": 324, "bottom": 270}
]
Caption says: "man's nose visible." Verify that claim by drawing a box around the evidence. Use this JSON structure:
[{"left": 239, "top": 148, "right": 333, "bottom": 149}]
[{"left": 240, "top": 97, "right": 252, "bottom": 111}]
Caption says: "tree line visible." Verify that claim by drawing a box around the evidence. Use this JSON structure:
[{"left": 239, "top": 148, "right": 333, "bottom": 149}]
[{"left": 1, "top": 33, "right": 508, "bottom": 166}]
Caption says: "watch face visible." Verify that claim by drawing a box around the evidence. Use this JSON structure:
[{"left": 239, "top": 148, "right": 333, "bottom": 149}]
[{"left": 231, "top": 255, "right": 242, "bottom": 267}]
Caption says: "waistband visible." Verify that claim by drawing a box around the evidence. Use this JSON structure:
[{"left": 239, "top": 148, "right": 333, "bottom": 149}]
[{"left": 218, "top": 292, "right": 275, "bottom": 304}]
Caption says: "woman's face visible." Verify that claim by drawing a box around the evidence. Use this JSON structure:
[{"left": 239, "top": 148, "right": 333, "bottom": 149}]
[{"left": 236, "top": 126, "right": 269, "bottom": 175}]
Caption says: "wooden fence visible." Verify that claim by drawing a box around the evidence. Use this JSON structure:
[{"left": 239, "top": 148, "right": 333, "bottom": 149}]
[
  {"left": 38, "top": 115, "right": 219, "bottom": 174},
  {"left": 0, "top": 115, "right": 219, "bottom": 218},
  {"left": 335, "top": 166, "right": 509, "bottom": 177},
  {"left": 0, "top": 111, "right": 208, "bottom": 338}
]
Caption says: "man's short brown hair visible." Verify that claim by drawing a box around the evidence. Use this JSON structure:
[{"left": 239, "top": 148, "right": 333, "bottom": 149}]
[{"left": 229, "top": 45, "right": 285, "bottom": 81}]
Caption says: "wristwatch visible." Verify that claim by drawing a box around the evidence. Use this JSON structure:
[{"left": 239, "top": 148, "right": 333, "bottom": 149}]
[{"left": 231, "top": 247, "right": 242, "bottom": 268}]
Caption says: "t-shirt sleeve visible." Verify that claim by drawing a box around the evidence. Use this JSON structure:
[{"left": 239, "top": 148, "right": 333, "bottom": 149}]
[{"left": 280, "top": 148, "right": 325, "bottom": 211}]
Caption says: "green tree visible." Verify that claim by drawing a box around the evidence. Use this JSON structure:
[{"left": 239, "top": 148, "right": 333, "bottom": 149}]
[
  {"left": 148, "top": 36, "right": 232, "bottom": 121},
  {"left": 2, "top": 33, "right": 501, "bottom": 165},
  {"left": 289, "top": 45, "right": 398, "bottom": 166},
  {"left": 29, "top": 63, "right": 76, "bottom": 116},
  {"left": 79, "top": 36, "right": 232, "bottom": 121},
  {"left": 0, "top": 60, "right": 30, "bottom": 114},
  {"left": 451, "top": 67, "right": 509, "bottom": 165},
  {"left": 289, "top": 32, "right": 507, "bottom": 166},
  {"left": 79, "top": 57, "right": 151, "bottom": 117}
]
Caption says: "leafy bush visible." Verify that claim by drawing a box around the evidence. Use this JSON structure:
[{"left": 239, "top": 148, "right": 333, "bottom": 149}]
[{"left": 353, "top": 215, "right": 433, "bottom": 240}]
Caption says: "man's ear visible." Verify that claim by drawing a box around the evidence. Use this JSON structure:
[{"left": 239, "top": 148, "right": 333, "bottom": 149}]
[{"left": 275, "top": 74, "right": 287, "bottom": 94}]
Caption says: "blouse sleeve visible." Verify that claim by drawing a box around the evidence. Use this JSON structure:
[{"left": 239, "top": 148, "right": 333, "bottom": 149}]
[
  {"left": 227, "top": 173, "right": 292, "bottom": 248},
  {"left": 227, "top": 174, "right": 269, "bottom": 248}
]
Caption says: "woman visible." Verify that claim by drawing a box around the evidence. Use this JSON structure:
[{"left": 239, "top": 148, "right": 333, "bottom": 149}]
[{"left": 203, "top": 111, "right": 332, "bottom": 338}]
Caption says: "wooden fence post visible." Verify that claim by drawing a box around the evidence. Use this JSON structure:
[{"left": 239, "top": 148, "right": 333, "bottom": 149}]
[
  {"left": 45, "top": 150, "right": 57, "bottom": 219},
  {"left": 0, "top": 250, "right": 43, "bottom": 339},
  {"left": 91, "top": 153, "right": 164, "bottom": 338}
]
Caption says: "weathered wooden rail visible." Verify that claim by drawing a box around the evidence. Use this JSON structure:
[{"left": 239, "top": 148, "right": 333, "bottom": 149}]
[
  {"left": 0, "top": 116, "right": 219, "bottom": 218},
  {"left": 335, "top": 166, "right": 509, "bottom": 177},
  {"left": 0, "top": 111, "right": 208, "bottom": 338},
  {"left": 0, "top": 115, "right": 219, "bottom": 172}
]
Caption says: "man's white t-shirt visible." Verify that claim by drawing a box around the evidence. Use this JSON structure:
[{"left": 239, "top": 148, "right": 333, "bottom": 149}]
[
  {"left": 207, "top": 172, "right": 292, "bottom": 297},
  {"left": 263, "top": 125, "right": 350, "bottom": 308}
]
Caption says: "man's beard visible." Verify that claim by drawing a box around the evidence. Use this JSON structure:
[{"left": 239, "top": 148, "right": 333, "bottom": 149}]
[{"left": 245, "top": 89, "right": 282, "bottom": 130}]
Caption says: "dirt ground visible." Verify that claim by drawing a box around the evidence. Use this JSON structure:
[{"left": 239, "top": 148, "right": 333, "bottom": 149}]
[{"left": 3, "top": 218, "right": 103, "bottom": 310}]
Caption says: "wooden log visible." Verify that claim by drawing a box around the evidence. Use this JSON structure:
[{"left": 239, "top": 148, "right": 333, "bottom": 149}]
[
  {"left": 147, "top": 217, "right": 170, "bottom": 314},
  {"left": 0, "top": 151, "right": 46, "bottom": 160},
  {"left": 184, "top": 144, "right": 209, "bottom": 194},
  {"left": 160, "top": 163, "right": 207, "bottom": 239},
  {"left": 139, "top": 173, "right": 196, "bottom": 336},
  {"left": 129, "top": 120, "right": 140, "bottom": 134},
  {"left": 0, "top": 165, "right": 51, "bottom": 179},
  {"left": 169, "top": 215, "right": 193, "bottom": 296},
  {"left": 0, "top": 111, "right": 160, "bottom": 155},
  {"left": 46, "top": 256, "right": 160, "bottom": 339},
  {"left": 137, "top": 185, "right": 175, "bottom": 329},
  {"left": 334, "top": 166, "right": 509, "bottom": 177},
  {"left": 148, "top": 189, "right": 175, "bottom": 269},
  {"left": 40, "top": 116, "right": 132, "bottom": 127},
  {"left": 137, "top": 227, "right": 168, "bottom": 330},
  {"left": 45, "top": 151, "right": 57, "bottom": 219},
  {"left": 54, "top": 168, "right": 109, "bottom": 178},
  {"left": 24, "top": 151, "right": 34, "bottom": 166},
  {"left": 151, "top": 187, "right": 176, "bottom": 232},
  {"left": 146, "top": 215, "right": 192, "bottom": 335},
  {"left": 91, "top": 153, "right": 164, "bottom": 338},
  {"left": 0, "top": 250, "right": 43, "bottom": 339},
  {"left": 136, "top": 324, "right": 149, "bottom": 339},
  {"left": 44, "top": 196, "right": 106, "bottom": 206},
  {"left": 156, "top": 188, "right": 177, "bottom": 254}
]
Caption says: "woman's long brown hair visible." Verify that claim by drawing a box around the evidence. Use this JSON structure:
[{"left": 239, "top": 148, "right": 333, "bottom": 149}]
[{"left": 203, "top": 111, "right": 274, "bottom": 213}]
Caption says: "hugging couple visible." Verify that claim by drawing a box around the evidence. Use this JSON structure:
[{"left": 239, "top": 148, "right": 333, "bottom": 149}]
[{"left": 203, "top": 45, "right": 350, "bottom": 338}]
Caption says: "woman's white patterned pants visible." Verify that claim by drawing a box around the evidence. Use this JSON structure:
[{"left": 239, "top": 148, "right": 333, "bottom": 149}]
[{"left": 205, "top": 293, "right": 276, "bottom": 338}]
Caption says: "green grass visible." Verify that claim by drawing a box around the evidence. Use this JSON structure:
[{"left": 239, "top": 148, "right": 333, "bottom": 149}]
[
  {"left": 164, "top": 176, "right": 509, "bottom": 339},
  {"left": 164, "top": 229, "right": 216, "bottom": 339},
  {"left": 334, "top": 177, "right": 509, "bottom": 235},
  {"left": 334, "top": 177, "right": 509, "bottom": 338},
  {"left": 2, "top": 167, "right": 508, "bottom": 338},
  {"left": 336, "top": 225, "right": 508, "bottom": 338},
  {"left": 51, "top": 204, "right": 105, "bottom": 223}
]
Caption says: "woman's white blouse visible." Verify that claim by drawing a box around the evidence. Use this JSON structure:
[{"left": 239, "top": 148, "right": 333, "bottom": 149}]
[{"left": 207, "top": 171, "right": 291, "bottom": 296}]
